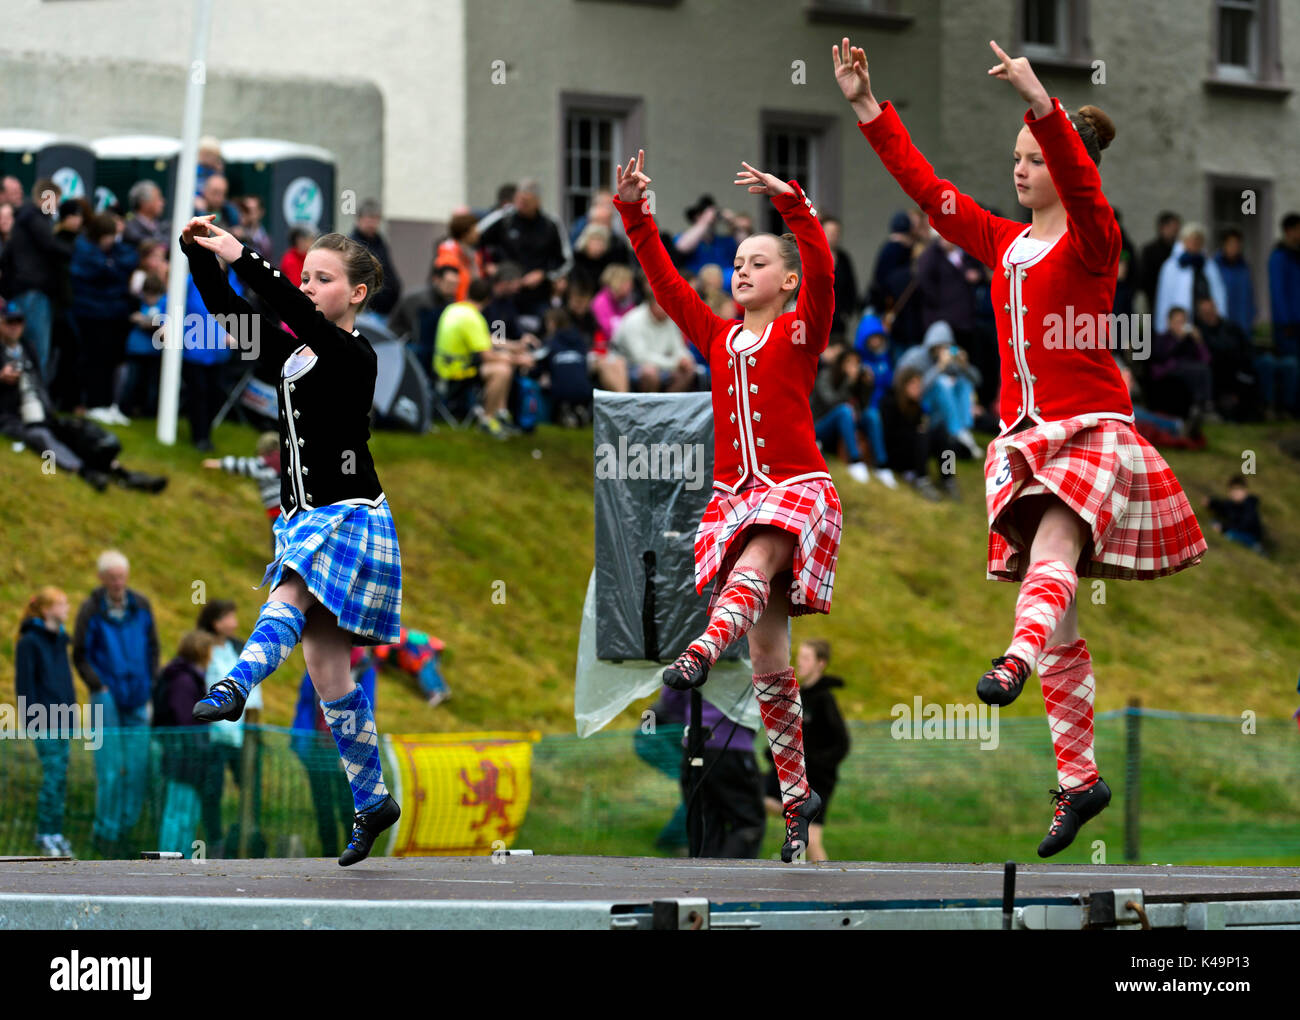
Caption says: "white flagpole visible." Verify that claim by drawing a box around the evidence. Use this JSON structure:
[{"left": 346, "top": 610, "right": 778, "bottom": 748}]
[{"left": 157, "top": 0, "right": 214, "bottom": 445}]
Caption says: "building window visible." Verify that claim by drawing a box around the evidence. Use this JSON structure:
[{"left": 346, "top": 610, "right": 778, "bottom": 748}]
[
  {"left": 762, "top": 127, "right": 818, "bottom": 235},
  {"left": 1216, "top": 0, "right": 1261, "bottom": 81},
  {"left": 563, "top": 111, "right": 621, "bottom": 229},
  {"left": 1206, "top": 0, "right": 1286, "bottom": 94},
  {"left": 1021, "top": 0, "right": 1067, "bottom": 58}
]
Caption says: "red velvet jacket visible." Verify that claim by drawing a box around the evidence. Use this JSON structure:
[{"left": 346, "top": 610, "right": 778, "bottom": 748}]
[
  {"left": 614, "top": 181, "right": 835, "bottom": 493},
  {"left": 859, "top": 97, "right": 1134, "bottom": 432}
]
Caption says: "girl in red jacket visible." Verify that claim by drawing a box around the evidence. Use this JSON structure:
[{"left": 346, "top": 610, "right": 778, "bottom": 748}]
[
  {"left": 836, "top": 38, "right": 1206, "bottom": 856},
  {"left": 614, "top": 152, "right": 841, "bottom": 862}
]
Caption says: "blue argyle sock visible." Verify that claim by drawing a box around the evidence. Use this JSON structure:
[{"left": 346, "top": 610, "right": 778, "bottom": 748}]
[
  {"left": 321, "top": 683, "right": 388, "bottom": 813},
  {"left": 225, "top": 601, "right": 305, "bottom": 696}
]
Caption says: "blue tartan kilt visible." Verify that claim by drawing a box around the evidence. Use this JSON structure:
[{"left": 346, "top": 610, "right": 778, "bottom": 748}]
[{"left": 259, "top": 499, "right": 402, "bottom": 645}]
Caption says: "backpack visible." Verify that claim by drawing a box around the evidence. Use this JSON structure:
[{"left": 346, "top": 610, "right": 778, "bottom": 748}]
[{"left": 511, "top": 375, "right": 542, "bottom": 432}]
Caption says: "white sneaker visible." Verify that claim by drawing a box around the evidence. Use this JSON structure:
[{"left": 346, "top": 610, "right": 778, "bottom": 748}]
[
  {"left": 956, "top": 429, "right": 984, "bottom": 458},
  {"left": 85, "top": 407, "right": 115, "bottom": 424},
  {"left": 35, "top": 833, "right": 59, "bottom": 857},
  {"left": 874, "top": 467, "right": 899, "bottom": 489},
  {"left": 848, "top": 461, "right": 871, "bottom": 484},
  {"left": 107, "top": 405, "right": 131, "bottom": 426}
]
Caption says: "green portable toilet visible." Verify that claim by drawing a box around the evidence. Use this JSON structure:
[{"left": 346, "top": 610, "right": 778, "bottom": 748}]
[
  {"left": 0, "top": 129, "right": 95, "bottom": 204},
  {"left": 221, "top": 138, "right": 335, "bottom": 255},
  {"left": 91, "top": 135, "right": 181, "bottom": 214}
]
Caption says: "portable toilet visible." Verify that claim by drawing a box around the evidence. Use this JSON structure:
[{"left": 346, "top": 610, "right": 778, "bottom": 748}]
[
  {"left": 221, "top": 138, "right": 336, "bottom": 256},
  {"left": 0, "top": 129, "right": 95, "bottom": 205},
  {"left": 91, "top": 135, "right": 181, "bottom": 214}
]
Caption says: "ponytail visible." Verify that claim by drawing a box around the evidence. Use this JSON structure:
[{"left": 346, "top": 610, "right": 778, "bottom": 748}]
[{"left": 20, "top": 586, "right": 65, "bottom": 633}]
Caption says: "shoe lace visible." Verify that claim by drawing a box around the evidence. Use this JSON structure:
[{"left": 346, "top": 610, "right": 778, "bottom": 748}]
[
  {"left": 990, "top": 655, "right": 1027, "bottom": 692},
  {"left": 207, "top": 681, "right": 238, "bottom": 707},
  {"left": 1047, "top": 786, "right": 1074, "bottom": 832}
]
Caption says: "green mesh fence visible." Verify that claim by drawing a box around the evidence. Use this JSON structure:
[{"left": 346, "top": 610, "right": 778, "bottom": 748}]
[{"left": 2, "top": 711, "right": 1298, "bottom": 864}]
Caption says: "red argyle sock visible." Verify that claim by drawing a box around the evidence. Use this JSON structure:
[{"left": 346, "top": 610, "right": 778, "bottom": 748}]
[
  {"left": 753, "top": 666, "right": 811, "bottom": 810},
  {"left": 686, "top": 566, "right": 770, "bottom": 667},
  {"left": 1038, "top": 638, "right": 1099, "bottom": 791},
  {"left": 1004, "top": 559, "right": 1078, "bottom": 672}
]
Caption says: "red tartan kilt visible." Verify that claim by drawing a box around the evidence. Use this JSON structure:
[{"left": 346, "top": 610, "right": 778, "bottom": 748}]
[
  {"left": 984, "top": 416, "right": 1207, "bottom": 581},
  {"left": 695, "top": 478, "right": 842, "bottom": 616}
]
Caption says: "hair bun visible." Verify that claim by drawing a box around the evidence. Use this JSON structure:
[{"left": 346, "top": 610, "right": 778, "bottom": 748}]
[{"left": 1075, "top": 105, "right": 1115, "bottom": 150}]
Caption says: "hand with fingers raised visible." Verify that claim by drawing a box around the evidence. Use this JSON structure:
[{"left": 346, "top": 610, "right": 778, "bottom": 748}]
[
  {"left": 987, "top": 40, "right": 1052, "bottom": 118},
  {"left": 832, "top": 36, "right": 882, "bottom": 123},
  {"left": 734, "top": 161, "right": 792, "bottom": 198},
  {"left": 616, "top": 150, "right": 652, "bottom": 207}
]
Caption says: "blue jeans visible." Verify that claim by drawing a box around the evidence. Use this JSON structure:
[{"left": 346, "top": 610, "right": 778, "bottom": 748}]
[
  {"left": 923, "top": 374, "right": 975, "bottom": 435},
  {"left": 1224, "top": 529, "right": 1263, "bottom": 551},
  {"left": 91, "top": 690, "right": 150, "bottom": 844},
  {"left": 1255, "top": 352, "right": 1299, "bottom": 413},
  {"left": 158, "top": 780, "right": 201, "bottom": 855},
  {"left": 34, "top": 737, "right": 70, "bottom": 834},
  {"left": 857, "top": 405, "right": 888, "bottom": 467},
  {"left": 12, "top": 290, "right": 53, "bottom": 380},
  {"left": 814, "top": 403, "right": 861, "bottom": 462}
]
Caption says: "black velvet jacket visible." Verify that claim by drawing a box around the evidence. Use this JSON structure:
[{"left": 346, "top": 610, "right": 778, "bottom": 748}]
[{"left": 181, "top": 237, "right": 384, "bottom": 519}]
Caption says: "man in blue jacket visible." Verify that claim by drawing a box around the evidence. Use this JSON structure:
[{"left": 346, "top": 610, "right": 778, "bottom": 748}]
[
  {"left": 71, "top": 549, "right": 159, "bottom": 857},
  {"left": 1265, "top": 212, "right": 1300, "bottom": 417}
]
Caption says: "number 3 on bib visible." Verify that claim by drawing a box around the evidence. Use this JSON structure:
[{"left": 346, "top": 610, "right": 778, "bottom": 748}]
[{"left": 994, "top": 451, "right": 1013, "bottom": 488}]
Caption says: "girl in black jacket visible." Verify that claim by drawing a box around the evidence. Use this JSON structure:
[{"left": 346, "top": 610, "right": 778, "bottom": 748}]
[
  {"left": 15, "top": 587, "right": 76, "bottom": 857},
  {"left": 180, "top": 214, "right": 401, "bottom": 865}
]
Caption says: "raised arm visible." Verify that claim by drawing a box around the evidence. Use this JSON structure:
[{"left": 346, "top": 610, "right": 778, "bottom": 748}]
[
  {"left": 181, "top": 234, "right": 294, "bottom": 364},
  {"left": 835, "top": 38, "right": 1004, "bottom": 267},
  {"left": 1024, "top": 98, "right": 1120, "bottom": 274},
  {"left": 771, "top": 179, "right": 835, "bottom": 355},
  {"left": 612, "top": 151, "right": 728, "bottom": 358}
]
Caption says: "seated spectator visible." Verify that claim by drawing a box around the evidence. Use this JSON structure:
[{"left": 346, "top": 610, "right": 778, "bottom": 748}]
[
  {"left": 1148, "top": 306, "right": 1214, "bottom": 420},
  {"left": 591, "top": 264, "right": 638, "bottom": 341},
  {"left": 694, "top": 264, "right": 736, "bottom": 319},
  {"left": 389, "top": 262, "right": 461, "bottom": 379},
  {"left": 1193, "top": 295, "right": 1261, "bottom": 421},
  {"left": 810, "top": 347, "right": 873, "bottom": 484},
  {"left": 894, "top": 320, "right": 983, "bottom": 458},
  {"left": 202, "top": 431, "right": 281, "bottom": 555},
  {"left": 119, "top": 273, "right": 166, "bottom": 419},
  {"left": 567, "top": 272, "right": 629, "bottom": 393},
  {"left": 0, "top": 303, "right": 166, "bottom": 491},
  {"left": 539, "top": 308, "right": 594, "bottom": 426},
  {"left": 153, "top": 629, "right": 220, "bottom": 857},
  {"left": 822, "top": 216, "right": 859, "bottom": 345},
  {"left": 435, "top": 212, "right": 484, "bottom": 303},
  {"left": 881, "top": 365, "right": 959, "bottom": 501},
  {"left": 572, "top": 221, "right": 617, "bottom": 292},
  {"left": 16, "top": 586, "right": 77, "bottom": 858},
  {"left": 279, "top": 226, "right": 315, "bottom": 287},
  {"left": 1205, "top": 475, "right": 1264, "bottom": 552},
  {"left": 435, "top": 278, "right": 534, "bottom": 436},
  {"left": 610, "top": 289, "right": 697, "bottom": 393}
]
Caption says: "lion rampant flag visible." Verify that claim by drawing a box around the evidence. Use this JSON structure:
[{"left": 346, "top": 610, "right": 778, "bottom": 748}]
[{"left": 385, "top": 732, "right": 540, "bottom": 856}]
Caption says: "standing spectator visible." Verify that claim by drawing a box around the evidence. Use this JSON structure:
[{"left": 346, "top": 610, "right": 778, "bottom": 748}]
[
  {"left": 1265, "top": 211, "right": 1300, "bottom": 417},
  {"left": 853, "top": 315, "right": 898, "bottom": 486},
  {"left": 1214, "top": 227, "right": 1256, "bottom": 339},
  {"left": 763, "top": 639, "right": 849, "bottom": 863},
  {"left": 591, "top": 263, "right": 638, "bottom": 341},
  {"left": 881, "top": 364, "right": 958, "bottom": 501},
  {"left": 1112, "top": 208, "right": 1138, "bottom": 319},
  {"left": 71, "top": 212, "right": 139, "bottom": 425},
  {"left": 389, "top": 262, "right": 460, "bottom": 380},
  {"left": 15, "top": 586, "right": 77, "bottom": 858},
  {"left": 196, "top": 599, "right": 265, "bottom": 856},
  {"left": 153, "top": 630, "right": 219, "bottom": 857},
  {"left": 1205, "top": 475, "right": 1264, "bottom": 552},
  {"left": 72, "top": 550, "right": 160, "bottom": 858},
  {"left": 659, "top": 686, "right": 765, "bottom": 860},
  {"left": 866, "top": 209, "right": 918, "bottom": 314},
  {"left": 121, "top": 181, "right": 169, "bottom": 250},
  {"left": 3, "top": 178, "right": 73, "bottom": 379},
  {"left": 127, "top": 239, "right": 169, "bottom": 299},
  {"left": 914, "top": 232, "right": 979, "bottom": 342},
  {"left": 0, "top": 200, "right": 13, "bottom": 250},
  {"left": 1194, "top": 295, "right": 1261, "bottom": 421},
  {"left": 610, "top": 289, "right": 696, "bottom": 392},
  {"left": 2, "top": 175, "right": 24, "bottom": 209},
  {"left": 1137, "top": 210, "right": 1181, "bottom": 314},
  {"left": 231, "top": 195, "right": 273, "bottom": 258},
  {"left": 350, "top": 198, "right": 403, "bottom": 316},
  {"left": 195, "top": 174, "right": 239, "bottom": 232},
  {"left": 119, "top": 272, "right": 166, "bottom": 419},
  {"left": 435, "top": 212, "right": 484, "bottom": 303},
  {"left": 822, "top": 215, "right": 860, "bottom": 343},
  {"left": 478, "top": 179, "right": 571, "bottom": 328},
  {"left": 47, "top": 199, "right": 87, "bottom": 412},
  {"left": 810, "top": 346, "right": 873, "bottom": 484},
  {"left": 279, "top": 226, "right": 315, "bottom": 287},
  {"left": 180, "top": 253, "right": 241, "bottom": 451},
  {"left": 202, "top": 431, "right": 282, "bottom": 555},
  {"left": 672, "top": 195, "right": 738, "bottom": 288},
  {"left": 1155, "top": 222, "right": 1227, "bottom": 334}
]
